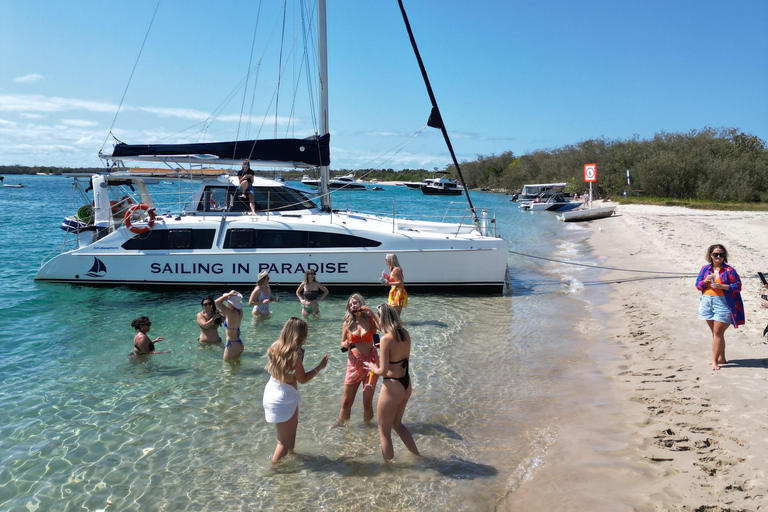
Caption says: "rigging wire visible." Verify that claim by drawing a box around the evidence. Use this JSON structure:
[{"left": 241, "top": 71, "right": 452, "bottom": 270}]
[
  {"left": 233, "top": 1, "right": 264, "bottom": 159},
  {"left": 101, "top": 0, "right": 163, "bottom": 154}
]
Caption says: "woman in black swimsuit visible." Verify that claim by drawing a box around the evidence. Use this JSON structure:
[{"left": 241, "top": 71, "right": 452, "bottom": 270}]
[
  {"left": 295, "top": 270, "right": 329, "bottom": 317},
  {"left": 132, "top": 316, "right": 169, "bottom": 356},
  {"left": 363, "top": 304, "right": 419, "bottom": 461}
]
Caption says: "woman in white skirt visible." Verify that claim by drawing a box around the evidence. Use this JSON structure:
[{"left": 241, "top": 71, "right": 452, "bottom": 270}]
[{"left": 263, "top": 317, "right": 328, "bottom": 462}]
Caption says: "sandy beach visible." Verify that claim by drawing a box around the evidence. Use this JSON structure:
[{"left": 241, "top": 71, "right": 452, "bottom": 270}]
[{"left": 499, "top": 202, "right": 768, "bottom": 511}]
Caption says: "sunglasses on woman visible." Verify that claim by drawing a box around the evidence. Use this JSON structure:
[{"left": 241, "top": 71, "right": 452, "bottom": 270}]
[{"left": 711, "top": 253, "right": 724, "bottom": 258}]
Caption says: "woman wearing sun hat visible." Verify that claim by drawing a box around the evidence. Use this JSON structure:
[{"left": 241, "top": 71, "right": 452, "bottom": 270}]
[
  {"left": 695, "top": 244, "right": 744, "bottom": 370},
  {"left": 215, "top": 290, "right": 245, "bottom": 361},
  {"left": 250, "top": 271, "right": 279, "bottom": 319}
]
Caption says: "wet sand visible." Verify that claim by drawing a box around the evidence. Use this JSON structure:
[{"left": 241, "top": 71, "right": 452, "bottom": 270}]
[{"left": 498, "top": 202, "right": 768, "bottom": 511}]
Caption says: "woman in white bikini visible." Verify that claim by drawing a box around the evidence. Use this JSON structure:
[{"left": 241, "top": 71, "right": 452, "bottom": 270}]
[{"left": 263, "top": 317, "right": 328, "bottom": 462}]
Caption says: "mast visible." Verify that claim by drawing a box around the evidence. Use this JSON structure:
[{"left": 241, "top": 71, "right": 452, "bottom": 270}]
[
  {"left": 396, "top": 0, "right": 478, "bottom": 224},
  {"left": 318, "top": 0, "right": 331, "bottom": 211}
]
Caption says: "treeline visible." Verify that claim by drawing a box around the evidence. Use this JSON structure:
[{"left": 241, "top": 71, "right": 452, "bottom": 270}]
[
  {"left": 447, "top": 128, "right": 768, "bottom": 202},
  {"left": 0, "top": 165, "right": 103, "bottom": 175}
]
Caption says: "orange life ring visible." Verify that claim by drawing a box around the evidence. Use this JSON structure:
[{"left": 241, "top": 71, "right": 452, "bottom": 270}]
[{"left": 123, "top": 203, "right": 156, "bottom": 234}]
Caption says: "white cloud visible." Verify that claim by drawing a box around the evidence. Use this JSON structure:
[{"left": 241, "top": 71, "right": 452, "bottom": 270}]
[
  {"left": 14, "top": 73, "right": 44, "bottom": 84},
  {"left": 20, "top": 113, "right": 45, "bottom": 119},
  {"left": 0, "top": 93, "right": 116, "bottom": 113},
  {"left": 0, "top": 119, "right": 16, "bottom": 127},
  {"left": 62, "top": 119, "right": 99, "bottom": 127}
]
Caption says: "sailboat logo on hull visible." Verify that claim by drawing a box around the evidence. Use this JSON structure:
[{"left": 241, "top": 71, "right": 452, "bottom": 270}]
[{"left": 85, "top": 257, "right": 107, "bottom": 278}]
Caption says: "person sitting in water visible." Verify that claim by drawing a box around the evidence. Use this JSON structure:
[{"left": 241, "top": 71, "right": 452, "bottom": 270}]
[
  {"left": 197, "top": 296, "right": 224, "bottom": 343},
  {"left": 215, "top": 290, "right": 245, "bottom": 361},
  {"left": 295, "top": 269, "right": 329, "bottom": 317},
  {"left": 132, "top": 316, "right": 169, "bottom": 355}
]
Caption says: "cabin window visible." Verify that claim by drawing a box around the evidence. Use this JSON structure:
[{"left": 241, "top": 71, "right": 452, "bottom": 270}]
[
  {"left": 121, "top": 229, "right": 216, "bottom": 250},
  {"left": 229, "top": 229, "right": 254, "bottom": 248},
  {"left": 196, "top": 186, "right": 316, "bottom": 213},
  {"left": 222, "top": 229, "right": 380, "bottom": 249}
]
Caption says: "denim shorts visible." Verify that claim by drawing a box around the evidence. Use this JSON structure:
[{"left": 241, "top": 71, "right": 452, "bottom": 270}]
[{"left": 698, "top": 295, "right": 732, "bottom": 324}]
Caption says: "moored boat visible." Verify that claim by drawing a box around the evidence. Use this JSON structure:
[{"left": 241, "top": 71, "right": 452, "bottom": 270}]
[
  {"left": 557, "top": 205, "right": 616, "bottom": 222},
  {"left": 34, "top": 1, "right": 508, "bottom": 292}
]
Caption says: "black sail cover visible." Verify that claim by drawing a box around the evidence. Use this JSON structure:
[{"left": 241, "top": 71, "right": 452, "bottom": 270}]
[{"left": 111, "top": 134, "right": 330, "bottom": 166}]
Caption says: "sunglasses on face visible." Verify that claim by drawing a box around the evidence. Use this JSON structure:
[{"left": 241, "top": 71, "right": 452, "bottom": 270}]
[
  {"left": 712, "top": 253, "right": 725, "bottom": 258},
  {"left": 203, "top": 302, "right": 214, "bottom": 306},
  {"left": 144, "top": 322, "right": 152, "bottom": 326}
]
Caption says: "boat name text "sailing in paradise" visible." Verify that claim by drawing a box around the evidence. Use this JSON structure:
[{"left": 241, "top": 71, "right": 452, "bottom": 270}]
[{"left": 149, "top": 261, "right": 349, "bottom": 275}]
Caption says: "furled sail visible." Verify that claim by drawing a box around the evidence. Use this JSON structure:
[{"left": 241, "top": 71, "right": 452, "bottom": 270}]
[{"left": 107, "top": 134, "right": 330, "bottom": 167}]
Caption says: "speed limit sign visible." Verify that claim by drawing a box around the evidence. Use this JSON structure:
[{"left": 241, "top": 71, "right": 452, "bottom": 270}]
[{"left": 584, "top": 163, "right": 597, "bottom": 182}]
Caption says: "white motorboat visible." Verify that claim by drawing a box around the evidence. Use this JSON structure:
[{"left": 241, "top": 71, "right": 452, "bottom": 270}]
[
  {"left": 512, "top": 182, "right": 567, "bottom": 202},
  {"left": 301, "top": 173, "right": 366, "bottom": 191},
  {"left": 420, "top": 177, "right": 463, "bottom": 195},
  {"left": 521, "top": 193, "right": 582, "bottom": 212},
  {"left": 557, "top": 205, "right": 616, "bottom": 222},
  {"left": 34, "top": 1, "right": 509, "bottom": 292}
]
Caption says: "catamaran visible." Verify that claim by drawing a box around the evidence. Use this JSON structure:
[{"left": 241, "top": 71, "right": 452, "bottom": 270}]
[{"left": 35, "top": 1, "right": 509, "bottom": 291}]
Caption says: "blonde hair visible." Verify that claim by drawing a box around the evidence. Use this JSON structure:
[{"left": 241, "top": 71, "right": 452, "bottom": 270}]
[
  {"left": 344, "top": 293, "right": 366, "bottom": 329},
  {"left": 378, "top": 304, "right": 406, "bottom": 343},
  {"left": 385, "top": 253, "right": 401, "bottom": 269},
  {"left": 705, "top": 244, "right": 728, "bottom": 264},
  {"left": 266, "top": 318, "right": 308, "bottom": 383}
]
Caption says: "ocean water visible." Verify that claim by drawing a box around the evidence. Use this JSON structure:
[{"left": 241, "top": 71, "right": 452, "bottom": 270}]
[{"left": 0, "top": 175, "right": 607, "bottom": 511}]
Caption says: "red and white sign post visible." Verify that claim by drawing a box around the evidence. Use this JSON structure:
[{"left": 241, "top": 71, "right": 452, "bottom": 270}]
[{"left": 584, "top": 163, "right": 597, "bottom": 208}]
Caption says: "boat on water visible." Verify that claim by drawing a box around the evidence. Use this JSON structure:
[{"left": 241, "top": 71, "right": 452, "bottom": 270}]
[
  {"left": 420, "top": 177, "right": 463, "bottom": 195},
  {"left": 512, "top": 182, "right": 568, "bottom": 202},
  {"left": 301, "top": 173, "right": 366, "bottom": 191},
  {"left": 557, "top": 205, "right": 616, "bottom": 222},
  {"left": 521, "top": 193, "right": 582, "bottom": 212},
  {"left": 3, "top": 184, "right": 24, "bottom": 188},
  {"left": 35, "top": 1, "right": 508, "bottom": 292}
]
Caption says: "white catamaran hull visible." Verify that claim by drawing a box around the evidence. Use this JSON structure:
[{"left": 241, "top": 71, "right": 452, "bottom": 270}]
[{"left": 37, "top": 211, "right": 508, "bottom": 290}]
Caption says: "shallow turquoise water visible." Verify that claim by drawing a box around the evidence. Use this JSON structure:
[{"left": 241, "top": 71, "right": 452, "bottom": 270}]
[{"left": 0, "top": 175, "right": 604, "bottom": 511}]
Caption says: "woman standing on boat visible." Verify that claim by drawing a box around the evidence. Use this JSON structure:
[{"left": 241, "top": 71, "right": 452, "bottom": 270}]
[
  {"left": 364, "top": 304, "right": 419, "bottom": 461},
  {"left": 215, "top": 291, "right": 245, "bottom": 361},
  {"left": 695, "top": 244, "right": 744, "bottom": 370},
  {"left": 295, "top": 269, "right": 329, "bottom": 317},
  {"left": 250, "top": 271, "right": 279, "bottom": 320},
  {"left": 263, "top": 317, "right": 328, "bottom": 462},
  {"left": 382, "top": 253, "right": 407, "bottom": 317},
  {"left": 132, "top": 316, "right": 169, "bottom": 355},
  {"left": 197, "top": 296, "right": 224, "bottom": 343},
  {"left": 338, "top": 293, "right": 380, "bottom": 425}
]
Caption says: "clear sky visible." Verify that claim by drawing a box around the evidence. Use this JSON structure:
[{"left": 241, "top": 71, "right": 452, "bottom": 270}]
[{"left": 1, "top": 0, "right": 766, "bottom": 170}]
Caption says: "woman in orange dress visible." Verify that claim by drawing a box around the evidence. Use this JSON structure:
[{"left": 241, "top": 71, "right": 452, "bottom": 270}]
[
  {"left": 338, "top": 293, "right": 380, "bottom": 424},
  {"left": 382, "top": 253, "right": 407, "bottom": 317}
]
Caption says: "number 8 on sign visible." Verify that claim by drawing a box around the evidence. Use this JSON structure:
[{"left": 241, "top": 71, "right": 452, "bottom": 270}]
[{"left": 584, "top": 163, "right": 597, "bottom": 182}]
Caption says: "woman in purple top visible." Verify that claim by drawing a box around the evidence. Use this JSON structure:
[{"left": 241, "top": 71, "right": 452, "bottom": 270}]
[{"left": 695, "top": 244, "right": 744, "bottom": 370}]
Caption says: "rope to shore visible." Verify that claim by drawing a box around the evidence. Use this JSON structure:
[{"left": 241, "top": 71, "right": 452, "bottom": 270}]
[{"left": 508, "top": 249, "right": 697, "bottom": 276}]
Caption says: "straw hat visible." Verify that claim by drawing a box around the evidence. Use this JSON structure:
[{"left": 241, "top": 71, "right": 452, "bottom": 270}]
[
  {"left": 258, "top": 271, "right": 270, "bottom": 281},
  {"left": 227, "top": 292, "right": 243, "bottom": 310}
]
